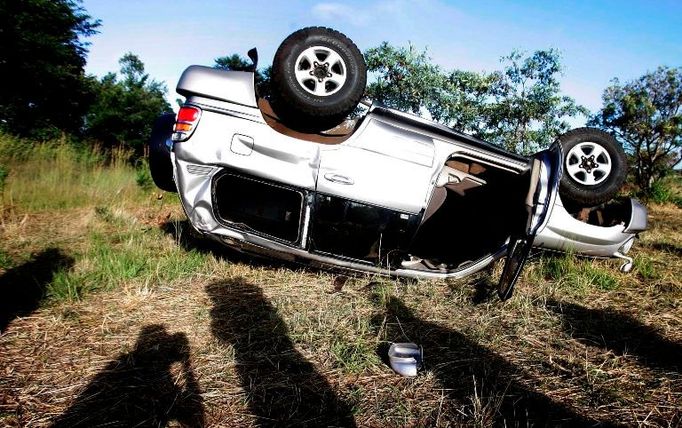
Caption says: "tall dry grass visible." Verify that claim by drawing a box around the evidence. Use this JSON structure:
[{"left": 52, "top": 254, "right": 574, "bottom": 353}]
[{"left": 0, "top": 133, "right": 144, "bottom": 212}]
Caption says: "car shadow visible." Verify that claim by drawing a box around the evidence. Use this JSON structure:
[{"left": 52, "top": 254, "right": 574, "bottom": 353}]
[
  {"left": 0, "top": 248, "right": 74, "bottom": 332},
  {"left": 470, "top": 272, "right": 497, "bottom": 304},
  {"left": 51, "top": 324, "right": 205, "bottom": 427},
  {"left": 159, "top": 219, "right": 292, "bottom": 270},
  {"left": 161, "top": 220, "right": 363, "bottom": 288},
  {"left": 546, "top": 299, "right": 682, "bottom": 372},
  {"left": 648, "top": 241, "right": 682, "bottom": 257},
  {"left": 160, "top": 219, "right": 242, "bottom": 259},
  {"left": 206, "top": 277, "right": 356, "bottom": 427},
  {"left": 372, "top": 295, "right": 608, "bottom": 427}
]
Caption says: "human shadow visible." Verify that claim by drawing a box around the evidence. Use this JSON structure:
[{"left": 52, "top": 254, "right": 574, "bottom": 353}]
[
  {"left": 51, "top": 324, "right": 205, "bottom": 427},
  {"left": 206, "top": 277, "right": 356, "bottom": 427},
  {"left": 0, "top": 248, "right": 74, "bottom": 332},
  {"left": 372, "top": 296, "right": 607, "bottom": 427},
  {"left": 547, "top": 299, "right": 682, "bottom": 372}
]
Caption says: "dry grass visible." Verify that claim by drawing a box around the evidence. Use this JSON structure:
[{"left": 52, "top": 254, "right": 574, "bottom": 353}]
[{"left": 1, "top": 138, "right": 681, "bottom": 426}]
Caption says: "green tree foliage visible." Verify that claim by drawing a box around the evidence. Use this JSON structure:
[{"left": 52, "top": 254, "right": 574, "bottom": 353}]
[
  {"left": 589, "top": 67, "right": 682, "bottom": 193},
  {"left": 365, "top": 44, "right": 587, "bottom": 153},
  {"left": 482, "top": 50, "right": 588, "bottom": 153},
  {"left": 85, "top": 53, "right": 171, "bottom": 153},
  {"left": 213, "top": 54, "right": 271, "bottom": 97},
  {"left": 0, "top": 0, "right": 100, "bottom": 138},
  {"left": 364, "top": 43, "right": 447, "bottom": 118}
]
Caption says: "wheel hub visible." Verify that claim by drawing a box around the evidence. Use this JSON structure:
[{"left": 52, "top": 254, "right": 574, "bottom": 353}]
[
  {"left": 578, "top": 155, "right": 599, "bottom": 173},
  {"left": 311, "top": 61, "right": 332, "bottom": 82}
]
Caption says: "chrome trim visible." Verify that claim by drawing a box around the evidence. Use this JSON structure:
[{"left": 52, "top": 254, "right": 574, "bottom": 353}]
[
  {"left": 213, "top": 230, "right": 507, "bottom": 279},
  {"left": 186, "top": 164, "right": 216, "bottom": 176}
]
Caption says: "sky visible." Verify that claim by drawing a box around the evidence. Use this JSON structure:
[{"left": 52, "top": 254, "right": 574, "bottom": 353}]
[{"left": 81, "top": 0, "right": 682, "bottom": 123}]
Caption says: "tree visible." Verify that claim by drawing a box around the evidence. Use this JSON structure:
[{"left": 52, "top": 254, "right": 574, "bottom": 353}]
[
  {"left": 482, "top": 50, "right": 588, "bottom": 153},
  {"left": 85, "top": 53, "right": 171, "bottom": 152},
  {"left": 0, "top": 0, "right": 100, "bottom": 138},
  {"left": 365, "top": 43, "right": 448, "bottom": 118},
  {"left": 589, "top": 67, "right": 682, "bottom": 193},
  {"left": 213, "top": 54, "right": 271, "bottom": 97},
  {"left": 364, "top": 44, "right": 587, "bottom": 154}
]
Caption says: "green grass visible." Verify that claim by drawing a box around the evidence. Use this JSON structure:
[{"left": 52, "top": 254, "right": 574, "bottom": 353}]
[
  {"left": 533, "top": 253, "right": 619, "bottom": 293},
  {"left": 634, "top": 254, "right": 660, "bottom": 280},
  {"left": 46, "top": 209, "right": 211, "bottom": 302},
  {"left": 0, "top": 249, "right": 12, "bottom": 270},
  {"left": 649, "top": 175, "right": 682, "bottom": 207},
  {"left": 0, "top": 133, "right": 145, "bottom": 211},
  {"left": 0, "top": 132, "right": 202, "bottom": 302}
]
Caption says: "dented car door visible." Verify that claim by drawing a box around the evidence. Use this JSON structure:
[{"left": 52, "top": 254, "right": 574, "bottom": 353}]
[{"left": 310, "top": 118, "right": 436, "bottom": 262}]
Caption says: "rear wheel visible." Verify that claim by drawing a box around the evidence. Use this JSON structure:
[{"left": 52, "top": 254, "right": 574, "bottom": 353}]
[
  {"left": 558, "top": 127, "right": 627, "bottom": 206},
  {"left": 270, "top": 27, "right": 366, "bottom": 132}
]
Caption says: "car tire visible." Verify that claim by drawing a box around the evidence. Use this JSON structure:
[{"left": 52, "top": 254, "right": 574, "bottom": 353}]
[
  {"left": 270, "top": 27, "right": 366, "bottom": 132},
  {"left": 148, "top": 112, "right": 177, "bottom": 193},
  {"left": 558, "top": 127, "right": 627, "bottom": 206}
]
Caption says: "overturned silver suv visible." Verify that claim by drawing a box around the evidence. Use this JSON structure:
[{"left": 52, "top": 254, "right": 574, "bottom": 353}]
[{"left": 149, "top": 27, "right": 647, "bottom": 299}]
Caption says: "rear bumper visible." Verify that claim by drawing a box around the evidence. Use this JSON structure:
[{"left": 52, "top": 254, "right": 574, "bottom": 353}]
[{"left": 533, "top": 196, "right": 647, "bottom": 257}]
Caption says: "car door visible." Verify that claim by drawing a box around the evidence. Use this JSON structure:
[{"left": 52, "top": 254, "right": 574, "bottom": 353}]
[
  {"left": 310, "top": 118, "right": 436, "bottom": 262},
  {"left": 498, "top": 142, "right": 562, "bottom": 300}
]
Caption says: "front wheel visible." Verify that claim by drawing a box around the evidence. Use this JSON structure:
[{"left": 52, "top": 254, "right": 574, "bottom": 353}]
[{"left": 558, "top": 127, "right": 627, "bottom": 206}]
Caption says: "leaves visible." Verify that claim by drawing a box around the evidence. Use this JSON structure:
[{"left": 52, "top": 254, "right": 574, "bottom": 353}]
[
  {"left": 0, "top": 0, "right": 100, "bottom": 138},
  {"left": 213, "top": 54, "right": 271, "bottom": 97},
  {"left": 84, "top": 53, "right": 171, "bottom": 153},
  {"left": 364, "top": 44, "right": 587, "bottom": 154},
  {"left": 589, "top": 67, "right": 682, "bottom": 193}
]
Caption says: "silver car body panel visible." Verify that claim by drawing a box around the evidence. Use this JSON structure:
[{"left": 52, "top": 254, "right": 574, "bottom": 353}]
[
  {"left": 171, "top": 68, "right": 646, "bottom": 278},
  {"left": 533, "top": 195, "right": 646, "bottom": 257},
  {"left": 177, "top": 66, "right": 258, "bottom": 107}
]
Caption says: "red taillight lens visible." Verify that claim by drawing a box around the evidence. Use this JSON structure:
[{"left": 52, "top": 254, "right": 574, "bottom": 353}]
[
  {"left": 173, "top": 106, "right": 202, "bottom": 141},
  {"left": 177, "top": 106, "right": 200, "bottom": 123}
]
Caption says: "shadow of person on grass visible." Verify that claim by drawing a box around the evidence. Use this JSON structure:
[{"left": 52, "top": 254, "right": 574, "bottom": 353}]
[
  {"left": 51, "top": 324, "right": 205, "bottom": 428},
  {"left": 547, "top": 299, "right": 682, "bottom": 372},
  {"left": 0, "top": 248, "right": 74, "bottom": 332},
  {"left": 206, "top": 277, "right": 356, "bottom": 427},
  {"left": 372, "top": 295, "right": 608, "bottom": 427}
]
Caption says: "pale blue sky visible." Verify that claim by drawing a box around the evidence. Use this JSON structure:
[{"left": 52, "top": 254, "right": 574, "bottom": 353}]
[{"left": 82, "top": 0, "right": 682, "bottom": 121}]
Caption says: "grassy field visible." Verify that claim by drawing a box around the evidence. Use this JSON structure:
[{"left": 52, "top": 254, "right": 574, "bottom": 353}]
[{"left": 0, "top": 135, "right": 680, "bottom": 427}]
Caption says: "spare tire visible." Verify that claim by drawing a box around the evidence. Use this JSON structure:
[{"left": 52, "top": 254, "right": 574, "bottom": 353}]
[
  {"left": 270, "top": 27, "right": 366, "bottom": 132},
  {"left": 558, "top": 127, "right": 627, "bottom": 206}
]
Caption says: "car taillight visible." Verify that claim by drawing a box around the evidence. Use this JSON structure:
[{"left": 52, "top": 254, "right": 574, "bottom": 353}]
[{"left": 173, "top": 106, "right": 202, "bottom": 141}]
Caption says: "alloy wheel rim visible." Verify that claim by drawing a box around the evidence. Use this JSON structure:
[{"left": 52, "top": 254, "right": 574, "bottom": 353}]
[
  {"left": 565, "top": 142, "right": 612, "bottom": 186},
  {"left": 294, "top": 46, "right": 347, "bottom": 96}
]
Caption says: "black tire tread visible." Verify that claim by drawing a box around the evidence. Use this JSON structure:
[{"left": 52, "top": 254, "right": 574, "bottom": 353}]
[
  {"left": 148, "top": 113, "right": 177, "bottom": 193},
  {"left": 270, "top": 27, "right": 366, "bottom": 131},
  {"left": 558, "top": 127, "right": 627, "bottom": 206}
]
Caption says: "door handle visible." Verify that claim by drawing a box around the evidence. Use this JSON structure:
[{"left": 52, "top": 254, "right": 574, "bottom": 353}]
[{"left": 323, "top": 173, "right": 354, "bottom": 185}]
